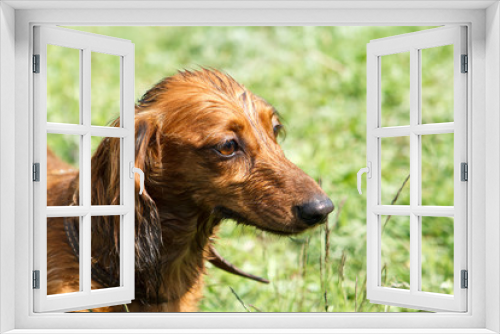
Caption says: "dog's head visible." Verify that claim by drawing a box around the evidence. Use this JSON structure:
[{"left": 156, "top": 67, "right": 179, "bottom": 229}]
[{"left": 135, "top": 69, "right": 333, "bottom": 235}]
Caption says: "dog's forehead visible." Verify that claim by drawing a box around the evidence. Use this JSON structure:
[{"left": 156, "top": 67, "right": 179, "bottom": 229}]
[
  {"left": 200, "top": 94, "right": 274, "bottom": 134},
  {"left": 151, "top": 69, "right": 280, "bottom": 146},
  {"left": 238, "top": 91, "right": 275, "bottom": 122},
  {"left": 185, "top": 94, "right": 277, "bottom": 150},
  {"left": 180, "top": 69, "right": 276, "bottom": 122}
]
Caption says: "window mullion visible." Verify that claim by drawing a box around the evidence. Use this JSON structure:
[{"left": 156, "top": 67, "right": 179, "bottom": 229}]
[
  {"left": 81, "top": 47, "right": 92, "bottom": 295},
  {"left": 409, "top": 47, "right": 420, "bottom": 295}
]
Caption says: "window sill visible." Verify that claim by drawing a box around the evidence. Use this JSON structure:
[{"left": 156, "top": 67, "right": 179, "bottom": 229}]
[{"left": 3, "top": 329, "right": 498, "bottom": 334}]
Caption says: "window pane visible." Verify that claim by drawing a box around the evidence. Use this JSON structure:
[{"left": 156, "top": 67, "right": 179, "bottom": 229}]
[
  {"left": 91, "top": 215, "right": 121, "bottom": 290},
  {"left": 47, "top": 133, "right": 80, "bottom": 206},
  {"left": 91, "top": 136, "right": 121, "bottom": 206},
  {"left": 47, "top": 45, "right": 80, "bottom": 124},
  {"left": 381, "top": 136, "right": 410, "bottom": 205},
  {"left": 421, "top": 216, "right": 454, "bottom": 294},
  {"left": 47, "top": 216, "right": 81, "bottom": 295},
  {"left": 91, "top": 52, "right": 121, "bottom": 127},
  {"left": 421, "top": 133, "right": 454, "bottom": 206},
  {"left": 381, "top": 52, "right": 410, "bottom": 127},
  {"left": 380, "top": 215, "right": 410, "bottom": 290},
  {"left": 421, "top": 45, "right": 454, "bottom": 124}
]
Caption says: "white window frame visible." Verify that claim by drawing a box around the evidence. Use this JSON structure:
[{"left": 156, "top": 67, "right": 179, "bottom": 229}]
[{"left": 0, "top": 1, "right": 499, "bottom": 333}]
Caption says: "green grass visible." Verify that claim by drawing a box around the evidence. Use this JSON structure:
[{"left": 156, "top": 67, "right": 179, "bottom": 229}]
[{"left": 48, "top": 26, "right": 454, "bottom": 312}]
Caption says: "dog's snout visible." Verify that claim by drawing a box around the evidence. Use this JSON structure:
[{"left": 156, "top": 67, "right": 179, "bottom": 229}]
[{"left": 297, "top": 196, "right": 334, "bottom": 226}]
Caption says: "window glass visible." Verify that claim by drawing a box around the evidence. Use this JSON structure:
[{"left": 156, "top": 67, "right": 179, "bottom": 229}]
[
  {"left": 47, "top": 133, "right": 80, "bottom": 206},
  {"left": 91, "top": 52, "right": 121, "bottom": 126},
  {"left": 381, "top": 52, "right": 410, "bottom": 127},
  {"left": 421, "top": 45, "right": 454, "bottom": 124},
  {"left": 91, "top": 136, "right": 121, "bottom": 206},
  {"left": 421, "top": 133, "right": 454, "bottom": 206},
  {"left": 381, "top": 215, "right": 410, "bottom": 290},
  {"left": 91, "top": 216, "right": 121, "bottom": 290},
  {"left": 381, "top": 136, "right": 410, "bottom": 205},
  {"left": 47, "top": 45, "right": 80, "bottom": 124},
  {"left": 47, "top": 216, "right": 81, "bottom": 295},
  {"left": 421, "top": 216, "right": 454, "bottom": 294}
]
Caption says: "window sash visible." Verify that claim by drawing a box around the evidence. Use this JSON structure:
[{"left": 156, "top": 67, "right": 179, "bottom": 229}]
[
  {"left": 32, "top": 25, "right": 136, "bottom": 313},
  {"left": 366, "top": 26, "right": 468, "bottom": 312}
]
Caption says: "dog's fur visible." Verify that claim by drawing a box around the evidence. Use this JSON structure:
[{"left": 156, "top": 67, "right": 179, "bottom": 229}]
[{"left": 47, "top": 69, "right": 332, "bottom": 312}]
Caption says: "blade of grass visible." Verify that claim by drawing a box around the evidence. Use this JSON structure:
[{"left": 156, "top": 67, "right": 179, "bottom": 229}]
[
  {"left": 229, "top": 287, "right": 250, "bottom": 312},
  {"left": 318, "top": 232, "right": 328, "bottom": 312},
  {"left": 357, "top": 275, "right": 368, "bottom": 312},
  {"left": 323, "top": 223, "right": 330, "bottom": 312},
  {"left": 337, "top": 250, "right": 346, "bottom": 285},
  {"left": 325, "top": 217, "right": 331, "bottom": 263},
  {"left": 332, "top": 197, "right": 347, "bottom": 231},
  {"left": 248, "top": 304, "right": 263, "bottom": 312},
  {"left": 355, "top": 276, "right": 358, "bottom": 312},
  {"left": 337, "top": 250, "right": 347, "bottom": 307}
]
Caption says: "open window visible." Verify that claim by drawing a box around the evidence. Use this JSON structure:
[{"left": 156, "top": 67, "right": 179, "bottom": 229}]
[
  {"left": 363, "top": 26, "right": 467, "bottom": 312},
  {"left": 32, "top": 24, "right": 468, "bottom": 315},
  {"left": 33, "top": 26, "right": 137, "bottom": 312},
  {"left": 2, "top": 0, "right": 497, "bottom": 330}
]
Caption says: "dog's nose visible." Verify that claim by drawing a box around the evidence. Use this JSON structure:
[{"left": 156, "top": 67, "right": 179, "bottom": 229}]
[{"left": 297, "top": 196, "right": 334, "bottom": 226}]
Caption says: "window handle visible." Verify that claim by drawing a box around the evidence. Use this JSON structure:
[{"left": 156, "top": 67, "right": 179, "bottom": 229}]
[
  {"left": 357, "top": 162, "right": 372, "bottom": 195},
  {"left": 129, "top": 162, "right": 145, "bottom": 195}
]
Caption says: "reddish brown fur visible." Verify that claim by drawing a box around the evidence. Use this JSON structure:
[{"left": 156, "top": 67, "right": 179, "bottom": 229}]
[{"left": 47, "top": 69, "right": 332, "bottom": 312}]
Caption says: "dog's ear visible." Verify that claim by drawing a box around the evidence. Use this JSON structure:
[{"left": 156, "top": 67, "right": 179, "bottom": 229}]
[
  {"left": 89, "top": 135, "right": 123, "bottom": 286},
  {"left": 134, "top": 113, "right": 163, "bottom": 301},
  {"left": 88, "top": 114, "right": 163, "bottom": 301}
]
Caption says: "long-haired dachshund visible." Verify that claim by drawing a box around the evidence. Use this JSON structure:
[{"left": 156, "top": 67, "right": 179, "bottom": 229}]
[{"left": 47, "top": 69, "right": 334, "bottom": 312}]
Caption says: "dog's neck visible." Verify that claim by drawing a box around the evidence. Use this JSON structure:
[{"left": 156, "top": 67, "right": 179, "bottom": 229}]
[{"left": 154, "top": 203, "right": 221, "bottom": 304}]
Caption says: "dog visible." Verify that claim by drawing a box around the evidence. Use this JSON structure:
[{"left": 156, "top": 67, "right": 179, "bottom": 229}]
[{"left": 46, "top": 69, "right": 334, "bottom": 312}]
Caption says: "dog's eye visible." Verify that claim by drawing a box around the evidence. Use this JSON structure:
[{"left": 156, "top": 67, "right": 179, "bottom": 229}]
[
  {"left": 217, "top": 140, "right": 238, "bottom": 157},
  {"left": 272, "top": 116, "right": 284, "bottom": 138},
  {"left": 273, "top": 124, "right": 283, "bottom": 137}
]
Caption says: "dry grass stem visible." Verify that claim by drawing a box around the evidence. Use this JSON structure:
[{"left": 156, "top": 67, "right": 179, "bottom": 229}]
[
  {"left": 229, "top": 287, "right": 249, "bottom": 312},
  {"left": 332, "top": 197, "right": 347, "bottom": 231},
  {"left": 355, "top": 276, "right": 358, "bottom": 312},
  {"left": 357, "top": 276, "right": 368, "bottom": 312},
  {"left": 248, "top": 304, "right": 263, "bottom": 312}
]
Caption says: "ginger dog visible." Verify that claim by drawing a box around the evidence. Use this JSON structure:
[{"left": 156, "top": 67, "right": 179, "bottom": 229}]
[{"left": 47, "top": 69, "right": 334, "bottom": 312}]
